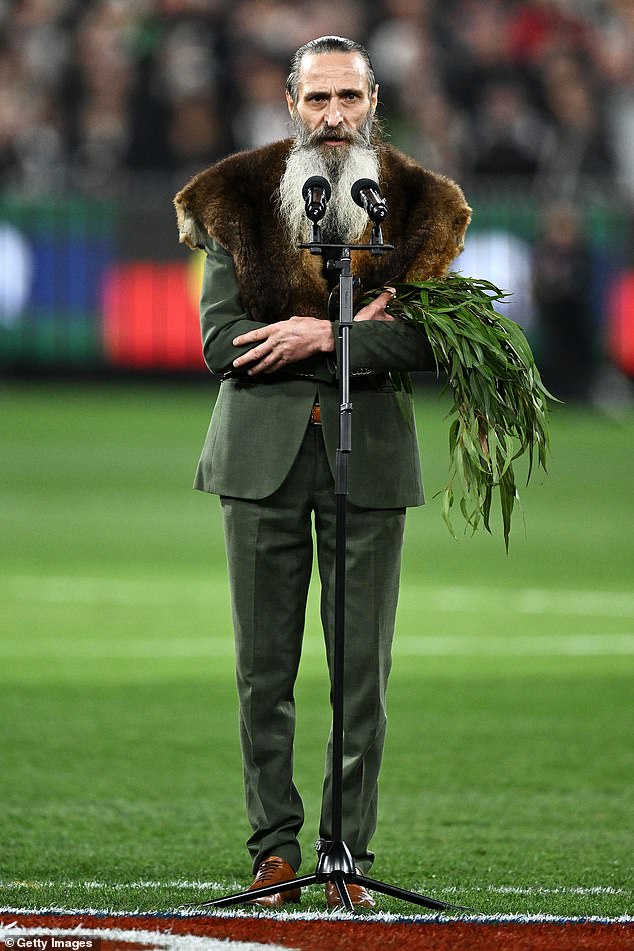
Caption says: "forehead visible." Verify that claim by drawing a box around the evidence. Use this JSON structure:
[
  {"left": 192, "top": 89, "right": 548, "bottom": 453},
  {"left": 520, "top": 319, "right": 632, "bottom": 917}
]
[{"left": 297, "top": 51, "right": 371, "bottom": 95}]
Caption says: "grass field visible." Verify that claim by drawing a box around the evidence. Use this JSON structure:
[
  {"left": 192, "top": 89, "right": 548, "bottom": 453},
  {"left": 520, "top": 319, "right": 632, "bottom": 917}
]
[{"left": 0, "top": 380, "right": 633, "bottom": 920}]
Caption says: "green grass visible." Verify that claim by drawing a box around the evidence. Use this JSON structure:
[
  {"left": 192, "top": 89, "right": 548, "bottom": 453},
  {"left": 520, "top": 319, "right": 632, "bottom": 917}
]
[{"left": 0, "top": 380, "right": 633, "bottom": 918}]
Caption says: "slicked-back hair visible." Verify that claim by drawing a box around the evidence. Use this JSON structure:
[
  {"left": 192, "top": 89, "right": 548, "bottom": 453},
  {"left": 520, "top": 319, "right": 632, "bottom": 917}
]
[{"left": 286, "top": 35, "right": 377, "bottom": 105}]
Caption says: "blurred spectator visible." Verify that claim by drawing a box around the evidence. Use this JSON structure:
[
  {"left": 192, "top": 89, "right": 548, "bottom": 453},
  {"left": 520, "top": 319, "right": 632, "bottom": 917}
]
[
  {"left": 532, "top": 202, "right": 598, "bottom": 402},
  {"left": 67, "top": 1, "right": 135, "bottom": 194},
  {"left": 0, "top": 0, "right": 71, "bottom": 192},
  {"left": 462, "top": 76, "right": 552, "bottom": 187},
  {"left": 506, "top": 0, "right": 595, "bottom": 68},
  {"left": 1, "top": 0, "right": 631, "bottom": 397},
  {"left": 125, "top": 13, "right": 231, "bottom": 186},
  {"left": 536, "top": 51, "right": 614, "bottom": 198},
  {"left": 227, "top": 0, "right": 366, "bottom": 60},
  {"left": 594, "top": 0, "right": 634, "bottom": 200},
  {"left": 165, "top": 95, "right": 226, "bottom": 182},
  {"left": 0, "top": 0, "right": 631, "bottom": 198},
  {"left": 229, "top": 53, "right": 290, "bottom": 151},
  {"left": 366, "top": 0, "right": 464, "bottom": 175},
  {"left": 439, "top": 0, "right": 518, "bottom": 112},
  {"left": 401, "top": 89, "right": 467, "bottom": 182},
  {"left": 366, "top": 0, "right": 438, "bottom": 109}
]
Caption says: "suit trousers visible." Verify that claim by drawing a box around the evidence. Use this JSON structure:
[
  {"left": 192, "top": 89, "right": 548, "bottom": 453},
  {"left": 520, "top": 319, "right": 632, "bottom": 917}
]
[{"left": 220, "top": 422, "right": 406, "bottom": 875}]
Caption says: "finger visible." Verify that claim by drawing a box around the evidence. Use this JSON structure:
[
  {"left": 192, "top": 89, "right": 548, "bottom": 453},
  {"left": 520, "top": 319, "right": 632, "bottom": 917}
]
[
  {"left": 262, "top": 354, "right": 287, "bottom": 373},
  {"left": 248, "top": 353, "right": 284, "bottom": 376},
  {"left": 259, "top": 347, "right": 288, "bottom": 373},
  {"left": 233, "top": 341, "right": 273, "bottom": 367},
  {"left": 354, "top": 303, "right": 381, "bottom": 321},
  {"left": 232, "top": 328, "right": 269, "bottom": 347}
]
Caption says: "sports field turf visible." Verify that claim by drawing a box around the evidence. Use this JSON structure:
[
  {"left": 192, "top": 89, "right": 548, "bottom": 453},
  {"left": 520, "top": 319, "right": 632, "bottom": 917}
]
[{"left": 0, "top": 380, "right": 632, "bottom": 919}]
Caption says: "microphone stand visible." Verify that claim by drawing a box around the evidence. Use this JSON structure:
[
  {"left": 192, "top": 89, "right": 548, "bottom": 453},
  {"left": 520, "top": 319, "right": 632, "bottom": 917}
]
[{"left": 197, "top": 217, "right": 464, "bottom": 915}]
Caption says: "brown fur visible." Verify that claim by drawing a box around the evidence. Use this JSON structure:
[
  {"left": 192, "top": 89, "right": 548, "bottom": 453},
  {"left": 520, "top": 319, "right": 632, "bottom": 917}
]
[{"left": 174, "top": 139, "right": 471, "bottom": 322}]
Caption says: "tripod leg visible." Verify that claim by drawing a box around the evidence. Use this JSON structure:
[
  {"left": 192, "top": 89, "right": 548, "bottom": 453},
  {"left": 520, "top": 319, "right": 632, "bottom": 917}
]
[
  {"left": 354, "top": 874, "right": 467, "bottom": 912},
  {"left": 198, "top": 873, "right": 319, "bottom": 908},
  {"left": 331, "top": 873, "right": 354, "bottom": 912}
]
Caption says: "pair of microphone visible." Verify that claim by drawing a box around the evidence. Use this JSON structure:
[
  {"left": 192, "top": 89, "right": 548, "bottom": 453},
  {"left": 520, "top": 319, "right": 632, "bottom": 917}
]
[{"left": 302, "top": 176, "right": 388, "bottom": 225}]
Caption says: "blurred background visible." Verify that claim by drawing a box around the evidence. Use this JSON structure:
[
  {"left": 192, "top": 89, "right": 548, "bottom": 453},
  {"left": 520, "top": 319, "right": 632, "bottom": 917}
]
[
  {"left": 1, "top": 2, "right": 634, "bottom": 909},
  {"left": 0, "top": 0, "right": 633, "bottom": 407}
]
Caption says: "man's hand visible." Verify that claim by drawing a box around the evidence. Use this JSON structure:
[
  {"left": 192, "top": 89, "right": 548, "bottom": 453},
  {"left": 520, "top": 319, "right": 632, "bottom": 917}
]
[
  {"left": 232, "top": 315, "right": 335, "bottom": 376},
  {"left": 353, "top": 288, "right": 398, "bottom": 322}
]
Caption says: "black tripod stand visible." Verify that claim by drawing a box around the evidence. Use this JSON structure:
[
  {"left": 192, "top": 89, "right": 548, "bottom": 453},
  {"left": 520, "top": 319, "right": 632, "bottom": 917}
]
[{"left": 198, "top": 189, "right": 463, "bottom": 915}]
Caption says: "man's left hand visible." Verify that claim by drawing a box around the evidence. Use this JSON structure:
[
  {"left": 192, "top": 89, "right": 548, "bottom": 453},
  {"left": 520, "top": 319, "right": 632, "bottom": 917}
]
[{"left": 353, "top": 288, "right": 398, "bottom": 322}]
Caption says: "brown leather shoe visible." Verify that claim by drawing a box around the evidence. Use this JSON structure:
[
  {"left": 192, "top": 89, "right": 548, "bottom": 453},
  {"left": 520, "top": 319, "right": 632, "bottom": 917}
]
[
  {"left": 247, "top": 855, "right": 301, "bottom": 908},
  {"left": 325, "top": 870, "right": 376, "bottom": 909}
]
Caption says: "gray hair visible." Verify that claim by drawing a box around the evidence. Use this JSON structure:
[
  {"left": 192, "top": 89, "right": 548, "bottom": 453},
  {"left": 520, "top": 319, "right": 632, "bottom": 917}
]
[{"left": 286, "top": 36, "right": 377, "bottom": 106}]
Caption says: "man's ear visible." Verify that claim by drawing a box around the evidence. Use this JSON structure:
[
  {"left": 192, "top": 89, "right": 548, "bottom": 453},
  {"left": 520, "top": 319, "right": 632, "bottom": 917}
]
[
  {"left": 285, "top": 91, "right": 295, "bottom": 118},
  {"left": 371, "top": 83, "right": 379, "bottom": 113}
]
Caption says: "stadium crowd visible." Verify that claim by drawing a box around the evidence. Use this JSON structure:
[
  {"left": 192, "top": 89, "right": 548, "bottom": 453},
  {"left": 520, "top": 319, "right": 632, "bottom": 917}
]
[
  {"left": 1, "top": 0, "right": 632, "bottom": 403},
  {"left": 0, "top": 0, "right": 632, "bottom": 201}
]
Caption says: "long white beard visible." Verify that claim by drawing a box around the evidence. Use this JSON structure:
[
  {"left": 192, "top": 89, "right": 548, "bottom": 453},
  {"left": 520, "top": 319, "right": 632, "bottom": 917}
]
[{"left": 278, "top": 134, "right": 381, "bottom": 246}]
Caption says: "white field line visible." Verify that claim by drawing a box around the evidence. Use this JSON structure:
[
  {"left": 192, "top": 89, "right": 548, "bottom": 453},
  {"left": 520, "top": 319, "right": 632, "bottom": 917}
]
[
  {"left": 4, "top": 576, "right": 634, "bottom": 658},
  {"left": 0, "top": 881, "right": 242, "bottom": 892},
  {"left": 426, "top": 586, "right": 634, "bottom": 619},
  {"left": 395, "top": 633, "right": 634, "bottom": 656},
  {"left": 0, "top": 925, "right": 290, "bottom": 951},
  {"left": 4, "top": 576, "right": 634, "bottom": 619},
  {"left": 1, "top": 908, "right": 633, "bottom": 926},
  {"left": 1, "top": 634, "right": 634, "bottom": 658},
  {"left": 2, "top": 577, "right": 226, "bottom": 608},
  {"left": 0, "top": 880, "right": 630, "bottom": 897}
]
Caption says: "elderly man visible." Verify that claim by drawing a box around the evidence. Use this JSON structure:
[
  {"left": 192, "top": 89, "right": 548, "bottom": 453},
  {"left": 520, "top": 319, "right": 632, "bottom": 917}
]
[{"left": 175, "top": 35, "right": 470, "bottom": 908}]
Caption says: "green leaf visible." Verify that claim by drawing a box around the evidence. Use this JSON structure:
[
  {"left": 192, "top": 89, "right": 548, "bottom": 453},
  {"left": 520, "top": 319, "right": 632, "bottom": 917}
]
[{"left": 363, "top": 272, "right": 557, "bottom": 549}]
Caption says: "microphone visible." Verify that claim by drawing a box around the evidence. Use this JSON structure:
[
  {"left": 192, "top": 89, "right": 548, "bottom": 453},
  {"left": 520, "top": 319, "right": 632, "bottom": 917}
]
[
  {"left": 302, "top": 176, "right": 331, "bottom": 222},
  {"left": 351, "top": 178, "right": 388, "bottom": 223}
]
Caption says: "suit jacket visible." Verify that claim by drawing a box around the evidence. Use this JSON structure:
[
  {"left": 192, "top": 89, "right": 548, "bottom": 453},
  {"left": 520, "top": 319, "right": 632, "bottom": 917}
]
[
  {"left": 175, "top": 141, "right": 471, "bottom": 509},
  {"left": 193, "top": 238, "right": 432, "bottom": 508}
]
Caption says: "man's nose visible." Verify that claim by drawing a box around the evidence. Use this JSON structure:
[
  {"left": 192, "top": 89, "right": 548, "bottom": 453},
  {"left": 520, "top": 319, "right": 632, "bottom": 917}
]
[{"left": 324, "top": 100, "right": 343, "bottom": 126}]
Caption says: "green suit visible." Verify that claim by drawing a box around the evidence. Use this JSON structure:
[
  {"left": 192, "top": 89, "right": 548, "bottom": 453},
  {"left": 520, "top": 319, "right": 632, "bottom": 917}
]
[
  {"left": 195, "top": 239, "right": 431, "bottom": 508},
  {"left": 176, "top": 139, "right": 470, "bottom": 875},
  {"left": 195, "top": 239, "right": 432, "bottom": 875}
]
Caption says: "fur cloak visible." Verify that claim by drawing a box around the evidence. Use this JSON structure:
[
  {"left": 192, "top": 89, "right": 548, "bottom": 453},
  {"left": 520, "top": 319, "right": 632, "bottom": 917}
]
[{"left": 174, "top": 139, "right": 471, "bottom": 322}]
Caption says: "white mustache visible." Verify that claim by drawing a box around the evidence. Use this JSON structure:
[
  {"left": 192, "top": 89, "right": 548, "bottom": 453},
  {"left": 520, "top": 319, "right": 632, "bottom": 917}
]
[{"left": 292, "top": 112, "right": 375, "bottom": 149}]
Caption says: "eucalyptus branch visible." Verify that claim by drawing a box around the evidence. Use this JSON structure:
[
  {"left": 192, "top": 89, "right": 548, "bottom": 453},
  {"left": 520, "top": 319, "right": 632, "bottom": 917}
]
[{"left": 367, "top": 273, "right": 557, "bottom": 550}]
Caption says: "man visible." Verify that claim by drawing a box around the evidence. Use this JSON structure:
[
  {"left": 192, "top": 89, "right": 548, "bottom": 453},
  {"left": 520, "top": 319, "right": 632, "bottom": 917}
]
[{"left": 175, "top": 36, "right": 470, "bottom": 908}]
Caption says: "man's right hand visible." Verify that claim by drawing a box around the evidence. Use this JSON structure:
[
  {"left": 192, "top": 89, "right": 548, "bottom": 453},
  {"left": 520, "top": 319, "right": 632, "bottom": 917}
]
[{"left": 232, "top": 316, "right": 335, "bottom": 376}]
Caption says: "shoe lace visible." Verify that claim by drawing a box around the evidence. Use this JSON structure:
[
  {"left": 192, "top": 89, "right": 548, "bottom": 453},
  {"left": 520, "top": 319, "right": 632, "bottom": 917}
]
[{"left": 256, "top": 858, "right": 283, "bottom": 883}]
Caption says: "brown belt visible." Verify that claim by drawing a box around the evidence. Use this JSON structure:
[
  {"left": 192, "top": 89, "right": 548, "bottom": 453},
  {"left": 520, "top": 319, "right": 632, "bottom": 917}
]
[{"left": 309, "top": 403, "right": 321, "bottom": 425}]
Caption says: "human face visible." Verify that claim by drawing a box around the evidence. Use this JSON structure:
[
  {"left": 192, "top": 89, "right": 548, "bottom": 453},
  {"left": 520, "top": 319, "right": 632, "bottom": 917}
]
[{"left": 286, "top": 51, "right": 378, "bottom": 148}]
